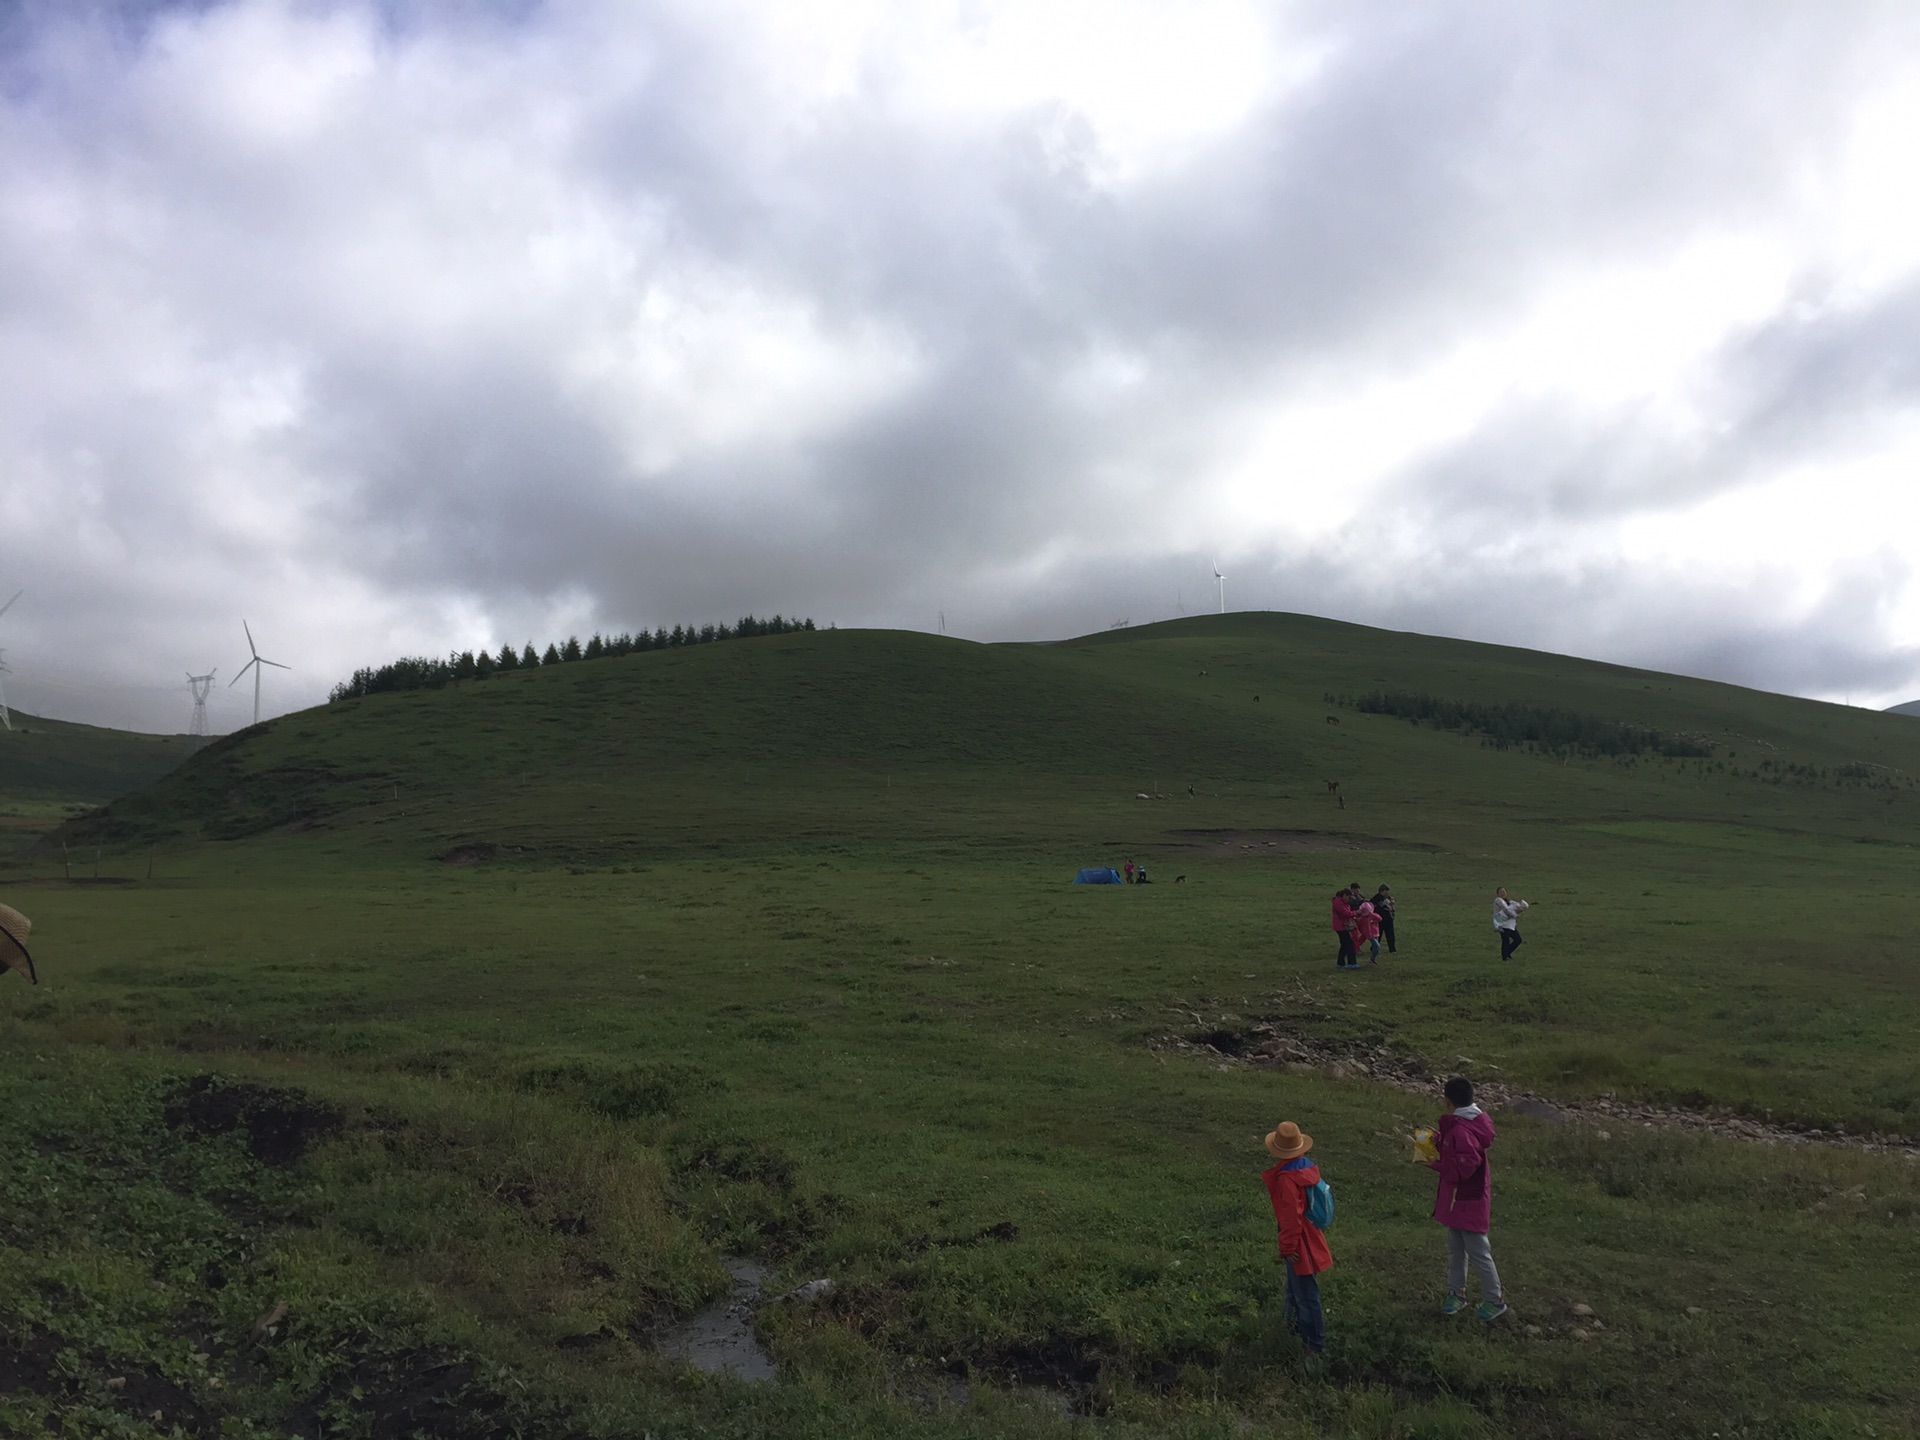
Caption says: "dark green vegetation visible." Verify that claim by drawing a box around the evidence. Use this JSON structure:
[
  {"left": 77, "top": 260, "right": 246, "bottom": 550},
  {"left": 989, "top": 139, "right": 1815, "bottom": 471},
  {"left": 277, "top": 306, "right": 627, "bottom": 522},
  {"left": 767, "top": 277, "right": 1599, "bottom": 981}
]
[
  {"left": 0, "top": 709, "right": 194, "bottom": 863},
  {"left": 329, "top": 614, "right": 816, "bottom": 702},
  {"left": 4, "top": 614, "right": 1917, "bottom": 1439},
  {"left": 1343, "top": 690, "right": 1714, "bottom": 758}
]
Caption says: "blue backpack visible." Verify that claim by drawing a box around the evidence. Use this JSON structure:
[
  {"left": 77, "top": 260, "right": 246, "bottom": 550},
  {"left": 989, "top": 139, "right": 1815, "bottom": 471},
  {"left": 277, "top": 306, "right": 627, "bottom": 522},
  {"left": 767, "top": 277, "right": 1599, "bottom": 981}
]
[{"left": 1304, "top": 1178, "right": 1335, "bottom": 1230}]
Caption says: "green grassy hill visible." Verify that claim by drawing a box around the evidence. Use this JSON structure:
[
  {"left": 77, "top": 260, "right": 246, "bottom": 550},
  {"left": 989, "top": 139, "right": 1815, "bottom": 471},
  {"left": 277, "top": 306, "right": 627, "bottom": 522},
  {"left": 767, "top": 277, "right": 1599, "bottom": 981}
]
[
  {"left": 0, "top": 707, "right": 196, "bottom": 805},
  {"left": 4, "top": 615, "right": 1916, "bottom": 1440},
  {"left": 62, "top": 614, "right": 1920, "bottom": 859},
  {"left": 0, "top": 707, "right": 197, "bottom": 858}
]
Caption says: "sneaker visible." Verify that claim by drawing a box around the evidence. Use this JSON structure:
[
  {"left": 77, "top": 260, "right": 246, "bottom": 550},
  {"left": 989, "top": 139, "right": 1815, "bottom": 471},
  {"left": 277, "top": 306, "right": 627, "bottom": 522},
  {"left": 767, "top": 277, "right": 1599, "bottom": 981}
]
[
  {"left": 1441, "top": 1294, "right": 1467, "bottom": 1316},
  {"left": 1476, "top": 1300, "right": 1509, "bottom": 1322}
]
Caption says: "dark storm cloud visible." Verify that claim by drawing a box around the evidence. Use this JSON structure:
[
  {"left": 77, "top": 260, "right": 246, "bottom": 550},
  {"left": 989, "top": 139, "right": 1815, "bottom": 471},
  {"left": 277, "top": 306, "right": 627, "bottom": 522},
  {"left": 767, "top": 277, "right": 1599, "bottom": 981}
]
[{"left": 3, "top": 0, "right": 1920, "bottom": 731}]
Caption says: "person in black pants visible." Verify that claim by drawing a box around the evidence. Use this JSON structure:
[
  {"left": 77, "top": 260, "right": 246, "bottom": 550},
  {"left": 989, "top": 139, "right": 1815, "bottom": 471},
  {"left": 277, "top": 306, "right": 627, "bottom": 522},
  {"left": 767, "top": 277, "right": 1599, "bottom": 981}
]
[
  {"left": 1372, "top": 885, "right": 1397, "bottom": 954},
  {"left": 1331, "top": 888, "right": 1359, "bottom": 970},
  {"left": 1493, "top": 888, "right": 1530, "bottom": 961}
]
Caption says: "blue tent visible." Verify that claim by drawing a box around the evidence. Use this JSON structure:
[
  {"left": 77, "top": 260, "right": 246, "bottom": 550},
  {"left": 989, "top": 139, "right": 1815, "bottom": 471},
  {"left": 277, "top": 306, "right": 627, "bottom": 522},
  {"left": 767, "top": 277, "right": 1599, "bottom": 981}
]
[{"left": 1073, "top": 867, "right": 1124, "bottom": 885}]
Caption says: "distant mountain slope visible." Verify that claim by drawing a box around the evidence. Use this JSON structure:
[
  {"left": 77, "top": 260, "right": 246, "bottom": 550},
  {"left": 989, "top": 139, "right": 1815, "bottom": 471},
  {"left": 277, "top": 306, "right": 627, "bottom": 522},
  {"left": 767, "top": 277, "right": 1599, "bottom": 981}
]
[
  {"left": 1887, "top": 699, "right": 1920, "bottom": 717},
  {"left": 0, "top": 709, "right": 196, "bottom": 808},
  {"left": 62, "top": 614, "right": 1920, "bottom": 859}
]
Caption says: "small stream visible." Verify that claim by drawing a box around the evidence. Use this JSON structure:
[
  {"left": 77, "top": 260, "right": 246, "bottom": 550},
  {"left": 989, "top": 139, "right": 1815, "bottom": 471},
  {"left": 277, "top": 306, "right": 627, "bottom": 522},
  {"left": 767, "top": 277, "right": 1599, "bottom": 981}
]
[
  {"left": 656, "top": 1259, "right": 778, "bottom": 1382},
  {"left": 654, "top": 1260, "right": 1083, "bottom": 1417}
]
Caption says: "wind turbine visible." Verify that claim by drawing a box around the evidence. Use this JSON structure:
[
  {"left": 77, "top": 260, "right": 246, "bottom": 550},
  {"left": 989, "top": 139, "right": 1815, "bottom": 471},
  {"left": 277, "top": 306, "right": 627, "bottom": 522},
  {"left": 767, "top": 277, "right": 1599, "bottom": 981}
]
[
  {"left": 229, "top": 621, "right": 289, "bottom": 726},
  {"left": 1212, "top": 561, "right": 1225, "bottom": 615},
  {"left": 0, "top": 589, "right": 20, "bottom": 731}
]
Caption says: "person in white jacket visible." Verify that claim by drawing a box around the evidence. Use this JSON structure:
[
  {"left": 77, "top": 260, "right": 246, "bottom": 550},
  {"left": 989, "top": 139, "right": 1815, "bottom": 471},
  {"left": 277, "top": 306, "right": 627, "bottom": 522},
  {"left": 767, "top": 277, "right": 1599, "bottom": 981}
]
[{"left": 1492, "top": 888, "right": 1531, "bottom": 962}]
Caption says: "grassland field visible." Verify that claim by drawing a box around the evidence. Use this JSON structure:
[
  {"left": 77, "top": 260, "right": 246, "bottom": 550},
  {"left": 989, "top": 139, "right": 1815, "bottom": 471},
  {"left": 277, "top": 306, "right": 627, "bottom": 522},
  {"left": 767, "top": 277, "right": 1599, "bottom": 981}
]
[{"left": 1, "top": 614, "right": 1916, "bottom": 1440}]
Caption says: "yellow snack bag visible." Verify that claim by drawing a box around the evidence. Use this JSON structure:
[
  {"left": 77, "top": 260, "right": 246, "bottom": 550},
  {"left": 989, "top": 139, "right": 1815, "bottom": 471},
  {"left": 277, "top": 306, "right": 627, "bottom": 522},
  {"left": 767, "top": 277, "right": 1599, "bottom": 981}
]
[{"left": 1410, "top": 1126, "right": 1438, "bottom": 1165}]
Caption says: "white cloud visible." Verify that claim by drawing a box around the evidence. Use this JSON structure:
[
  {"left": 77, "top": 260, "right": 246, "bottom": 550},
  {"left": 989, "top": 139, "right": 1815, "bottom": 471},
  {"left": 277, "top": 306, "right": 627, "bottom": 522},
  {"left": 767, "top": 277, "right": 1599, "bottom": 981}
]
[{"left": 3, "top": 0, "right": 1920, "bottom": 731}]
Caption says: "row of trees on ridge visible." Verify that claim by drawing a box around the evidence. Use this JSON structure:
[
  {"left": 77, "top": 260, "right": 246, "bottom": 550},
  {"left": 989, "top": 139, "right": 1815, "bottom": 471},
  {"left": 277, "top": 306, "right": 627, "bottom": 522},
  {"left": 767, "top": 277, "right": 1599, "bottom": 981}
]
[{"left": 329, "top": 615, "right": 817, "bottom": 702}]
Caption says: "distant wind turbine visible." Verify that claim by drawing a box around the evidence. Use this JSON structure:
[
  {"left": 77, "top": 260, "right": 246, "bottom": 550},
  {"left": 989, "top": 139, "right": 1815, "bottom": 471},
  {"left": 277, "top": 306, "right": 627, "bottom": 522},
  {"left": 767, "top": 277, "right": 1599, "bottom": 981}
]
[
  {"left": 0, "top": 589, "right": 20, "bottom": 731},
  {"left": 1212, "top": 561, "right": 1225, "bottom": 615},
  {"left": 229, "top": 620, "right": 290, "bottom": 726}
]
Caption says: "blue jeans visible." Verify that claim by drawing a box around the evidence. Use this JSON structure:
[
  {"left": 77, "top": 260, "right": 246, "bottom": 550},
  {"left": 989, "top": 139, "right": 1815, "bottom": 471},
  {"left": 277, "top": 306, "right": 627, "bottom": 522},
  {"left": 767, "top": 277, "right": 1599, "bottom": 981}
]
[{"left": 1283, "top": 1266, "right": 1325, "bottom": 1353}]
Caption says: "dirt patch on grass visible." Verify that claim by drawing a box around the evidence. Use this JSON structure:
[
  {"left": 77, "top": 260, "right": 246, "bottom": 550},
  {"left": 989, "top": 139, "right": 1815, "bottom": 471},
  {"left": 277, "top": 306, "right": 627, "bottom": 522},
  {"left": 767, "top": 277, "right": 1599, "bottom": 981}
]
[
  {"left": 110, "top": 1367, "right": 219, "bottom": 1438},
  {"left": 162, "top": 1074, "right": 343, "bottom": 1166},
  {"left": 983, "top": 1335, "right": 1108, "bottom": 1409},
  {"left": 438, "top": 842, "right": 498, "bottom": 866},
  {"left": 1157, "top": 1016, "right": 1920, "bottom": 1156},
  {"left": 0, "top": 1331, "right": 63, "bottom": 1400},
  {"left": 286, "top": 1350, "right": 487, "bottom": 1440},
  {"left": 1155, "top": 828, "right": 1426, "bottom": 857},
  {"left": 951, "top": 1331, "right": 1195, "bottom": 1418},
  {"left": 0, "top": 1332, "right": 219, "bottom": 1437}
]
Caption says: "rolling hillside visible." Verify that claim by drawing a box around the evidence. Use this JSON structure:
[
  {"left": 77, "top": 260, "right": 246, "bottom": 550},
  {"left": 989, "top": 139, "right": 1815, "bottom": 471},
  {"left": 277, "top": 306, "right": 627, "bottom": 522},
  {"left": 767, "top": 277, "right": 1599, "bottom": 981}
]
[
  {"left": 59, "top": 613, "right": 1920, "bottom": 861},
  {"left": 0, "top": 708, "right": 196, "bottom": 806},
  {"left": 0, "top": 708, "right": 197, "bottom": 859}
]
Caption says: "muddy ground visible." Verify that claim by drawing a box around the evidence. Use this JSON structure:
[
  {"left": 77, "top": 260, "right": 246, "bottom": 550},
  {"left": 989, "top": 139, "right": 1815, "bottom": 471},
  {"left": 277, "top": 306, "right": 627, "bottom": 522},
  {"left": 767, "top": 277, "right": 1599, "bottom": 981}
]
[{"left": 1155, "top": 1010, "right": 1920, "bottom": 1158}]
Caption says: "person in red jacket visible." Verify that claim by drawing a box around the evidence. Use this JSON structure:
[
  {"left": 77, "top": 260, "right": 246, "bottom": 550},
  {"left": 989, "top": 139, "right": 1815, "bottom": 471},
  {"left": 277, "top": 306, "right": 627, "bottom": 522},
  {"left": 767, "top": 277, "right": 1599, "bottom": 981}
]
[
  {"left": 1330, "top": 889, "right": 1359, "bottom": 971},
  {"left": 1425, "top": 1076, "right": 1507, "bottom": 1320},
  {"left": 1260, "top": 1120, "right": 1332, "bottom": 1358}
]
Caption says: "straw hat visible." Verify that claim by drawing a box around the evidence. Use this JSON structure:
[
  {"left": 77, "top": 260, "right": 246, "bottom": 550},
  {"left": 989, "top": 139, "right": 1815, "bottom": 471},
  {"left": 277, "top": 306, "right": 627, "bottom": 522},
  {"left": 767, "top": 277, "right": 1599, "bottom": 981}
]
[
  {"left": 1264, "top": 1121, "right": 1312, "bottom": 1160},
  {"left": 0, "top": 902, "right": 36, "bottom": 985}
]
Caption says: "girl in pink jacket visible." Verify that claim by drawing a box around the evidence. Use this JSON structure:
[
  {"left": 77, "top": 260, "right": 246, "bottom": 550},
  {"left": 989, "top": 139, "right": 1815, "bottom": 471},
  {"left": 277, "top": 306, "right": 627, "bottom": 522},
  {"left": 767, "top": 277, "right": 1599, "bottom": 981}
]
[
  {"left": 1355, "top": 901, "right": 1382, "bottom": 963},
  {"left": 1428, "top": 1076, "right": 1506, "bottom": 1321}
]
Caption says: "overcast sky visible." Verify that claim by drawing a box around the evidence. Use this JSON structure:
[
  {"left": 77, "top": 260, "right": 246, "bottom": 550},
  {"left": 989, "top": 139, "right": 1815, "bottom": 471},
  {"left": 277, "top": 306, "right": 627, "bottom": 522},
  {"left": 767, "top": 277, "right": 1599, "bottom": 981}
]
[{"left": 4, "top": 0, "right": 1920, "bottom": 734}]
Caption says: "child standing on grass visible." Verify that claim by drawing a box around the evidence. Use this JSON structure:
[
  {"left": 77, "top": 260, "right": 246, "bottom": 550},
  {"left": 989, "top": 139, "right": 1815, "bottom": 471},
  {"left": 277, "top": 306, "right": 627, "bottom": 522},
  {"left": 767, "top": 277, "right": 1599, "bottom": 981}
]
[
  {"left": 1260, "top": 1121, "right": 1332, "bottom": 1360},
  {"left": 1356, "top": 900, "right": 1382, "bottom": 963},
  {"left": 1427, "top": 1076, "right": 1506, "bottom": 1321}
]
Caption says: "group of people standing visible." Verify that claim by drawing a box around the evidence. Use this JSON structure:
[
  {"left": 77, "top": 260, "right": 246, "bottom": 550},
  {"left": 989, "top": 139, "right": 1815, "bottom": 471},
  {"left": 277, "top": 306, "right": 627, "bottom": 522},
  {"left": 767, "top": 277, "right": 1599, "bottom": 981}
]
[
  {"left": 1265, "top": 887, "right": 1531, "bottom": 1363},
  {"left": 1328, "top": 882, "right": 1396, "bottom": 970},
  {"left": 1260, "top": 1075, "right": 1506, "bottom": 1362},
  {"left": 1326, "top": 885, "right": 1538, "bottom": 968}
]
